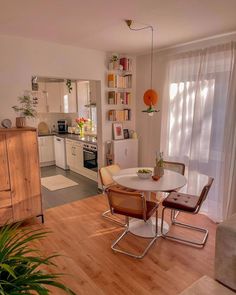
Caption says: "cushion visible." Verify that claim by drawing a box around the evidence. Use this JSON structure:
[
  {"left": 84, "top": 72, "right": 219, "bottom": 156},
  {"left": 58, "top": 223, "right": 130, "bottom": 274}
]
[{"left": 162, "top": 191, "right": 199, "bottom": 212}]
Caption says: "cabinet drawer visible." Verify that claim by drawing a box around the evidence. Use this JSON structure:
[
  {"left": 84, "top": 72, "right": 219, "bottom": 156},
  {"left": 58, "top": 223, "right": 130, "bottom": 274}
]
[
  {"left": 0, "top": 206, "right": 13, "bottom": 225},
  {"left": 0, "top": 191, "right": 12, "bottom": 209}
]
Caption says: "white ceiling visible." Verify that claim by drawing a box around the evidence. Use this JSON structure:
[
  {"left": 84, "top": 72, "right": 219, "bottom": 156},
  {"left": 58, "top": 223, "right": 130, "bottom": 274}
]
[{"left": 0, "top": 0, "right": 236, "bottom": 54}]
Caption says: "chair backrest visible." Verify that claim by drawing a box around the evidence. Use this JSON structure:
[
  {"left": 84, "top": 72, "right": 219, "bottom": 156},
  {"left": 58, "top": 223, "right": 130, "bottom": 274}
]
[
  {"left": 197, "top": 177, "right": 214, "bottom": 207},
  {"left": 107, "top": 185, "right": 147, "bottom": 220},
  {"left": 163, "top": 161, "right": 185, "bottom": 175},
  {"left": 99, "top": 164, "right": 120, "bottom": 188}
]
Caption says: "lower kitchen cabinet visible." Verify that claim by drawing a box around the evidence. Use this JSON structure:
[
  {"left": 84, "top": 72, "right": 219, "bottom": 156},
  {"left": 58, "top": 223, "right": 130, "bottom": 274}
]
[
  {"left": 38, "top": 135, "right": 55, "bottom": 167},
  {"left": 66, "top": 139, "right": 83, "bottom": 173},
  {"left": 0, "top": 128, "right": 43, "bottom": 226},
  {"left": 66, "top": 139, "right": 97, "bottom": 182}
]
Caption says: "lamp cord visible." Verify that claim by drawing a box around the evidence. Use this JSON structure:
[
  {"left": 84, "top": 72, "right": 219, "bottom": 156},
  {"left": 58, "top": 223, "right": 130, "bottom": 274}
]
[{"left": 127, "top": 24, "right": 154, "bottom": 90}]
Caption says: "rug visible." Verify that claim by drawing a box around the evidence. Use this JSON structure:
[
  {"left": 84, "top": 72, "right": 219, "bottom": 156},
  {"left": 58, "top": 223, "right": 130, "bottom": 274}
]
[{"left": 41, "top": 175, "right": 78, "bottom": 191}]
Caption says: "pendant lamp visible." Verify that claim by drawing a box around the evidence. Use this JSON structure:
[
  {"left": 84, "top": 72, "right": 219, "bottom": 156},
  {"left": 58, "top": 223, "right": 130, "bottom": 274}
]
[{"left": 125, "top": 20, "right": 159, "bottom": 116}]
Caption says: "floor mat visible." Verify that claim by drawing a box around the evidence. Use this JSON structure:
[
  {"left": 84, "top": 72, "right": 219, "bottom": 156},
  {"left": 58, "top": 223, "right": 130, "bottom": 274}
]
[{"left": 41, "top": 175, "right": 78, "bottom": 191}]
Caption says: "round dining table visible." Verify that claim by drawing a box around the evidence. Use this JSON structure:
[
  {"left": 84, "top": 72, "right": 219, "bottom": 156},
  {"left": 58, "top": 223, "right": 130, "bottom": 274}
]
[{"left": 112, "top": 167, "right": 187, "bottom": 238}]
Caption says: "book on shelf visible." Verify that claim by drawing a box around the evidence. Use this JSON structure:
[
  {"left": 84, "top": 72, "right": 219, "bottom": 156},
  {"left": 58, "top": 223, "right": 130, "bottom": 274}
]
[
  {"left": 108, "top": 91, "right": 131, "bottom": 105},
  {"left": 107, "top": 73, "right": 132, "bottom": 88},
  {"left": 107, "top": 109, "right": 131, "bottom": 121},
  {"left": 119, "top": 57, "right": 132, "bottom": 71},
  {"left": 108, "top": 73, "right": 115, "bottom": 88},
  {"left": 108, "top": 57, "right": 133, "bottom": 71},
  {"left": 108, "top": 91, "right": 116, "bottom": 104}
]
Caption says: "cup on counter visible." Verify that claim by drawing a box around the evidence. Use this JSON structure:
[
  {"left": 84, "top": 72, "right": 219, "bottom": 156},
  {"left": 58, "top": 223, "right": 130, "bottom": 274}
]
[{"left": 68, "top": 127, "right": 73, "bottom": 134}]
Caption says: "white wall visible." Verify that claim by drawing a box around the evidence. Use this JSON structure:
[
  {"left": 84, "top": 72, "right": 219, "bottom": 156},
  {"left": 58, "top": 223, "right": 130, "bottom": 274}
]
[
  {"left": 0, "top": 34, "right": 107, "bottom": 168},
  {"left": 136, "top": 33, "right": 236, "bottom": 167}
]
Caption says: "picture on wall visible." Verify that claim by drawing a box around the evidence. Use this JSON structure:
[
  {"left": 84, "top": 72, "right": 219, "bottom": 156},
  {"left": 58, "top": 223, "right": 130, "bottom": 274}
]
[{"left": 113, "top": 122, "right": 124, "bottom": 140}]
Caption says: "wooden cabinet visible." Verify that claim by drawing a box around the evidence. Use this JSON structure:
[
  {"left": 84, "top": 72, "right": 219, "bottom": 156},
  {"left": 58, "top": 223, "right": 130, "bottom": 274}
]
[
  {"left": 0, "top": 134, "right": 10, "bottom": 191},
  {"left": 38, "top": 136, "right": 55, "bottom": 167},
  {"left": 0, "top": 128, "right": 43, "bottom": 225}
]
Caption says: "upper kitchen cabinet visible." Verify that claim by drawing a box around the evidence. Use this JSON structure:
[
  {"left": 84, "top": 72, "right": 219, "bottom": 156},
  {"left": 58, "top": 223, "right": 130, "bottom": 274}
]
[
  {"left": 35, "top": 82, "right": 48, "bottom": 113},
  {"left": 34, "top": 77, "right": 77, "bottom": 113},
  {"left": 60, "top": 81, "right": 77, "bottom": 113},
  {"left": 45, "top": 82, "right": 61, "bottom": 113}
]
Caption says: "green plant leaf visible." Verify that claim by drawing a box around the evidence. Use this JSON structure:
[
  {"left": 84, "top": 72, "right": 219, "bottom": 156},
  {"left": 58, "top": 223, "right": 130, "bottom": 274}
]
[{"left": 0, "top": 222, "right": 76, "bottom": 294}]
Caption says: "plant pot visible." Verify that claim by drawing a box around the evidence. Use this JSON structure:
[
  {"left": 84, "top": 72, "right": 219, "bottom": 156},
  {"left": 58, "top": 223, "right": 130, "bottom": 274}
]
[
  {"left": 16, "top": 117, "right": 26, "bottom": 128},
  {"left": 154, "top": 166, "right": 164, "bottom": 178}
]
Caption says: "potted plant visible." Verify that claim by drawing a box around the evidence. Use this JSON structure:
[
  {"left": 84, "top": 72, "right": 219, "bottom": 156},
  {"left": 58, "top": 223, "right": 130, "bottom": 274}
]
[
  {"left": 12, "top": 94, "right": 38, "bottom": 127},
  {"left": 154, "top": 152, "right": 164, "bottom": 178},
  {"left": 0, "top": 222, "right": 76, "bottom": 294}
]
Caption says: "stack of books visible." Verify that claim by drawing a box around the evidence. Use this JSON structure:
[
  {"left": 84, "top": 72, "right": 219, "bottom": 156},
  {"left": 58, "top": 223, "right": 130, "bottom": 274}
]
[
  {"left": 107, "top": 109, "right": 131, "bottom": 121},
  {"left": 119, "top": 57, "right": 132, "bottom": 71},
  {"left": 107, "top": 74, "right": 132, "bottom": 88},
  {"left": 108, "top": 91, "right": 131, "bottom": 105}
]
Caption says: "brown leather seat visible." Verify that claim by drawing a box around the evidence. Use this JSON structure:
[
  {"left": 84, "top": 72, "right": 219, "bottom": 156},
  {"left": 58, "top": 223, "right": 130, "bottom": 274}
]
[
  {"left": 162, "top": 192, "right": 199, "bottom": 212},
  {"left": 161, "top": 176, "right": 214, "bottom": 247}
]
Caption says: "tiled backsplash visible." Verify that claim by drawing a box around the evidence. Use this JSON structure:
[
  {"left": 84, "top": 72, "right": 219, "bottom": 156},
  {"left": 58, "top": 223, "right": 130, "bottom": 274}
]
[{"left": 27, "top": 113, "right": 78, "bottom": 132}]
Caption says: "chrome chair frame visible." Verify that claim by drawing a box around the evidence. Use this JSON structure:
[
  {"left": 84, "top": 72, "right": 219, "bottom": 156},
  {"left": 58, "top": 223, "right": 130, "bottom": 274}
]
[
  {"left": 162, "top": 160, "right": 186, "bottom": 219},
  {"left": 111, "top": 211, "right": 158, "bottom": 259},
  {"left": 161, "top": 177, "right": 213, "bottom": 247},
  {"left": 108, "top": 188, "right": 159, "bottom": 259},
  {"left": 99, "top": 164, "right": 127, "bottom": 227},
  {"left": 161, "top": 206, "right": 208, "bottom": 247},
  {"left": 101, "top": 193, "right": 126, "bottom": 227}
]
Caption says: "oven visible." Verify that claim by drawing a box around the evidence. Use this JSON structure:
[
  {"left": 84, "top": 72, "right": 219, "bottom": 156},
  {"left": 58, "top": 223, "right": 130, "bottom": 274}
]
[{"left": 83, "top": 143, "right": 98, "bottom": 172}]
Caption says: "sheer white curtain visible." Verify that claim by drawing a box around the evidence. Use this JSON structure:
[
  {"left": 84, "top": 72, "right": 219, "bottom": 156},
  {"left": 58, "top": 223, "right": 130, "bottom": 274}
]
[{"left": 161, "top": 43, "right": 236, "bottom": 222}]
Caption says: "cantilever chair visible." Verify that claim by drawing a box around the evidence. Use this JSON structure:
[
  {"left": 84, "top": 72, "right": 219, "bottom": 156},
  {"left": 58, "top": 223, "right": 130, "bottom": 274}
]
[
  {"left": 161, "top": 161, "right": 186, "bottom": 217},
  {"left": 100, "top": 164, "right": 134, "bottom": 226},
  {"left": 163, "top": 161, "right": 185, "bottom": 178},
  {"left": 161, "top": 177, "right": 214, "bottom": 247},
  {"left": 107, "top": 185, "right": 159, "bottom": 259}
]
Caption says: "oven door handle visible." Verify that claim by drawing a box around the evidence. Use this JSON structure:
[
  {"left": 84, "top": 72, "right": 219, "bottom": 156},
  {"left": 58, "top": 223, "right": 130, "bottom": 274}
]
[{"left": 84, "top": 150, "right": 96, "bottom": 155}]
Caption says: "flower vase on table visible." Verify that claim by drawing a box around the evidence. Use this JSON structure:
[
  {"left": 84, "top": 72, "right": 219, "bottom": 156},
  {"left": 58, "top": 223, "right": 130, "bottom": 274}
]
[
  {"left": 75, "top": 117, "right": 88, "bottom": 137},
  {"left": 153, "top": 152, "right": 164, "bottom": 181},
  {"left": 79, "top": 125, "right": 85, "bottom": 137}
]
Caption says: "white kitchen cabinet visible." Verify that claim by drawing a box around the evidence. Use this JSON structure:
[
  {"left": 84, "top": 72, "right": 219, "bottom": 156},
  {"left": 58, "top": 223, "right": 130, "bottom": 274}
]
[
  {"left": 36, "top": 82, "right": 47, "bottom": 113},
  {"left": 60, "top": 82, "right": 77, "bottom": 113},
  {"left": 112, "top": 139, "right": 138, "bottom": 169},
  {"left": 45, "top": 82, "right": 61, "bottom": 113},
  {"left": 66, "top": 139, "right": 83, "bottom": 173},
  {"left": 38, "top": 136, "right": 55, "bottom": 167}
]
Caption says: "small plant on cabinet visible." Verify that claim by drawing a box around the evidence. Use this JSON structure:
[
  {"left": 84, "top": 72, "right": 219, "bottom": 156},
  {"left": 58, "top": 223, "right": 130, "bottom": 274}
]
[{"left": 12, "top": 93, "right": 38, "bottom": 127}]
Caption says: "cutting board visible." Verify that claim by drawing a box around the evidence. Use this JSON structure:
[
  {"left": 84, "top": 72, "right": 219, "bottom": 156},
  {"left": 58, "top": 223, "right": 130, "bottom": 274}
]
[{"left": 38, "top": 121, "right": 50, "bottom": 134}]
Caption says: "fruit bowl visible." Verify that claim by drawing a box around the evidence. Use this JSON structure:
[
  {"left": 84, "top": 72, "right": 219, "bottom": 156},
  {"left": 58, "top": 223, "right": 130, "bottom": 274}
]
[{"left": 137, "top": 169, "right": 152, "bottom": 179}]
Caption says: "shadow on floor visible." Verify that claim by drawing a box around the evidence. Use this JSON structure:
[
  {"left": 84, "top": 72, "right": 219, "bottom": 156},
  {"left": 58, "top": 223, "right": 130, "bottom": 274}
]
[{"left": 41, "top": 166, "right": 98, "bottom": 209}]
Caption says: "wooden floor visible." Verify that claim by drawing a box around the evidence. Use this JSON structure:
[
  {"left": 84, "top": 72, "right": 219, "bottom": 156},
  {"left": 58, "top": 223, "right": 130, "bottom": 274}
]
[{"left": 29, "top": 194, "right": 217, "bottom": 295}]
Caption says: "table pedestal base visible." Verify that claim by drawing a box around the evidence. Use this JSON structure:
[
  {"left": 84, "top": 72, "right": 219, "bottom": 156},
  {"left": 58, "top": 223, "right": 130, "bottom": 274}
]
[{"left": 129, "top": 218, "right": 169, "bottom": 238}]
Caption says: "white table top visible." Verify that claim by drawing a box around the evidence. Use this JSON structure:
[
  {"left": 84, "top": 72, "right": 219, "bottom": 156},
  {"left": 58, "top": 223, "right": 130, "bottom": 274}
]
[{"left": 113, "top": 167, "right": 187, "bottom": 192}]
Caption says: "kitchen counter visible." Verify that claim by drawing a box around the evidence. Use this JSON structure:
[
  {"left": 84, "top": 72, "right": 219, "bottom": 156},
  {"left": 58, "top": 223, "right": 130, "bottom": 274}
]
[{"left": 38, "top": 133, "right": 97, "bottom": 145}]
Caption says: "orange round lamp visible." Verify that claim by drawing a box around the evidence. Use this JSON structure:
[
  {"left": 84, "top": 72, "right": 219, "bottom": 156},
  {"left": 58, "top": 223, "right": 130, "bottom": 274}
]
[{"left": 143, "top": 89, "right": 158, "bottom": 106}]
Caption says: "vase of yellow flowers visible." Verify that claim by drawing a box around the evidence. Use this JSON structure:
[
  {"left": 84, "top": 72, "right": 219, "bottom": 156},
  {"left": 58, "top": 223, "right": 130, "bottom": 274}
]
[{"left": 75, "top": 117, "right": 88, "bottom": 137}]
